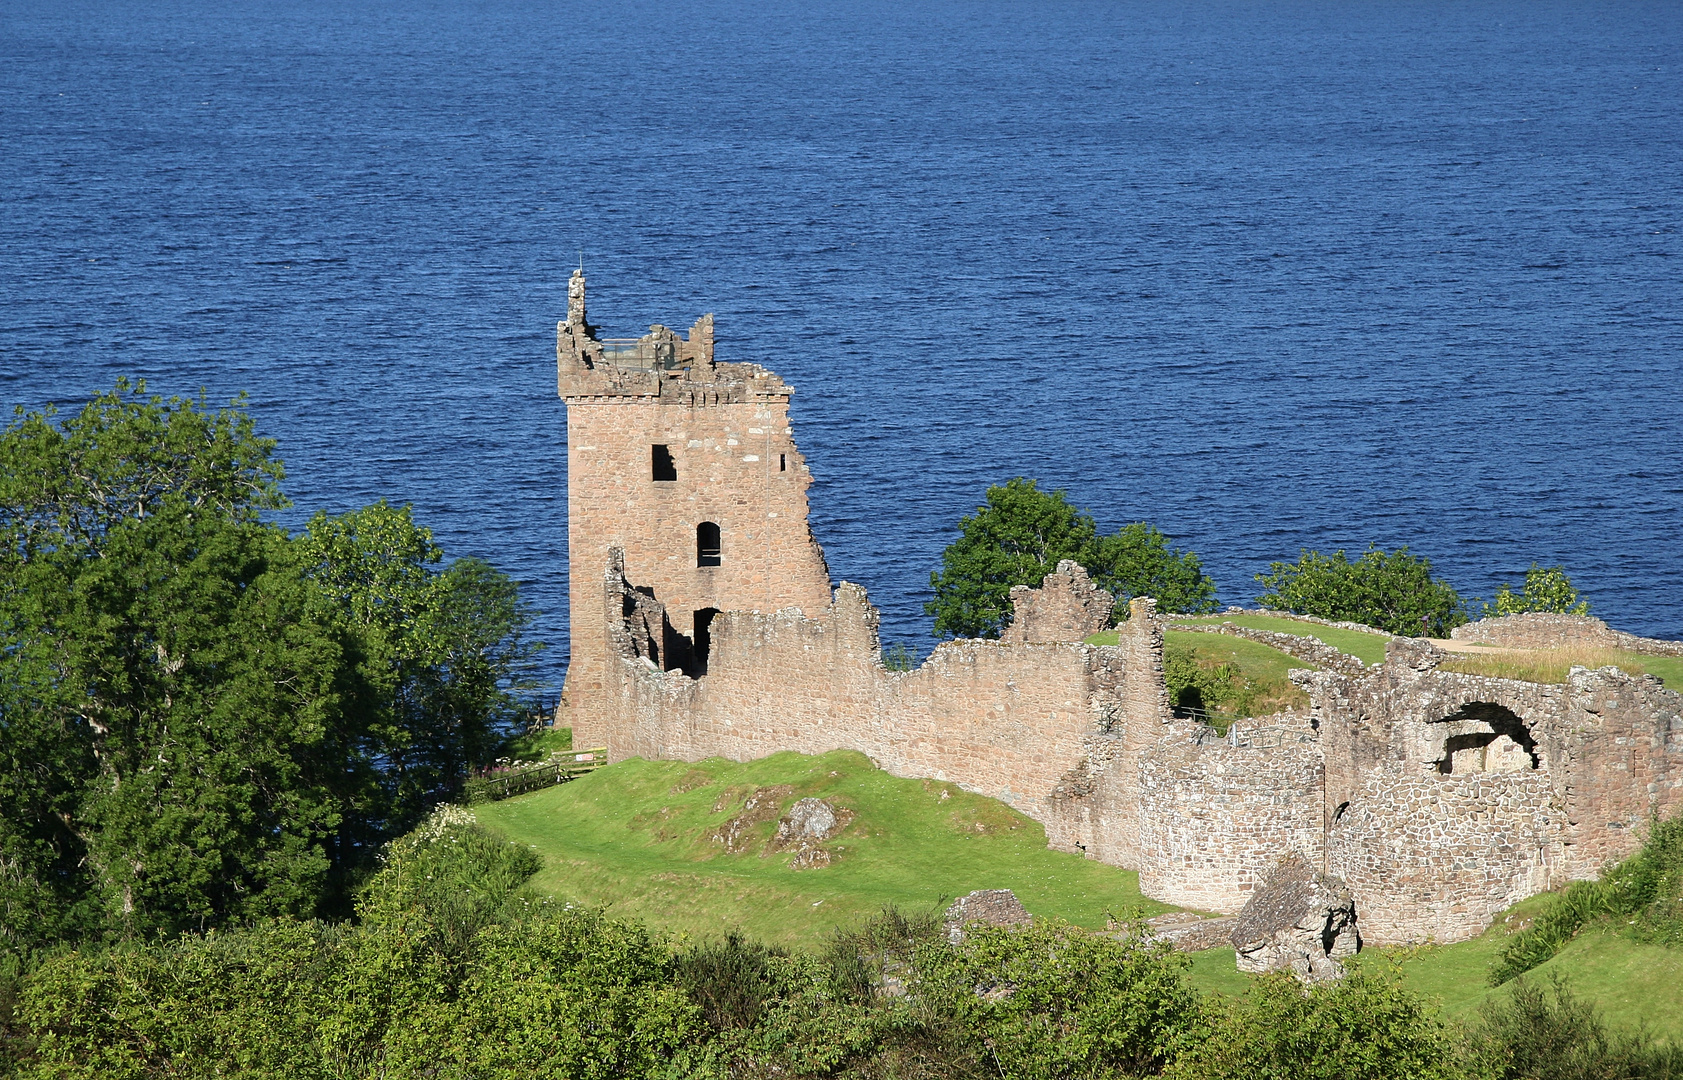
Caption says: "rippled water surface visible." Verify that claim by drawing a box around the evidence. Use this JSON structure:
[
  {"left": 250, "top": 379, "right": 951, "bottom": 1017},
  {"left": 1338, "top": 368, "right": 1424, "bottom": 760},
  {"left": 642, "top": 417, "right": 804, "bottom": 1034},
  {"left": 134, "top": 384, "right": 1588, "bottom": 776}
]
[{"left": 4, "top": 0, "right": 1681, "bottom": 684}]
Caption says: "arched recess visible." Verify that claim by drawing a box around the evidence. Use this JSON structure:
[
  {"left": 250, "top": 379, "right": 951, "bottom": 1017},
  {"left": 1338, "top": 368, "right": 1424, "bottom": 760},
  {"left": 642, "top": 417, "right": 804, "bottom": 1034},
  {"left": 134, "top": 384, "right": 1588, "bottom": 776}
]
[
  {"left": 1431, "top": 702, "right": 1541, "bottom": 773},
  {"left": 696, "top": 521, "right": 721, "bottom": 567}
]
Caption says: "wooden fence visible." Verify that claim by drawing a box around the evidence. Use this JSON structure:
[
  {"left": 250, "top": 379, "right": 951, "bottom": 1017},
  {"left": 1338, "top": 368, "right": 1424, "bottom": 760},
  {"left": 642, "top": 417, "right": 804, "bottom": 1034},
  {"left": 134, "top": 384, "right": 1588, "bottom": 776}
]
[{"left": 465, "top": 748, "right": 608, "bottom": 804}]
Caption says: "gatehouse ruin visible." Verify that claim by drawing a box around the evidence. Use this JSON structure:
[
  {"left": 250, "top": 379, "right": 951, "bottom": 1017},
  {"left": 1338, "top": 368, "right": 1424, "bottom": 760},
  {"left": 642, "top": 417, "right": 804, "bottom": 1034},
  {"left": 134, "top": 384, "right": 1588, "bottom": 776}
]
[{"left": 556, "top": 272, "right": 1683, "bottom": 948}]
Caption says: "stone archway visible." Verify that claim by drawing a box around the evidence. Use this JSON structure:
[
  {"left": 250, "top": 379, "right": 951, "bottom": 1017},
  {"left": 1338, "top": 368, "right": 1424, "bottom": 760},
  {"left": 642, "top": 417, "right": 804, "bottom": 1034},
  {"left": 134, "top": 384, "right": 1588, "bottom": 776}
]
[{"left": 1431, "top": 702, "right": 1541, "bottom": 773}]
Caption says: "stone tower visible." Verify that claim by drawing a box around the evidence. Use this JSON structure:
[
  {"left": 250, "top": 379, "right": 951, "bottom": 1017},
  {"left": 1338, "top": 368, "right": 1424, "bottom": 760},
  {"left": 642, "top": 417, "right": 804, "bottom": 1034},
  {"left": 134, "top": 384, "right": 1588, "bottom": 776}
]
[{"left": 557, "top": 270, "right": 832, "bottom": 740}]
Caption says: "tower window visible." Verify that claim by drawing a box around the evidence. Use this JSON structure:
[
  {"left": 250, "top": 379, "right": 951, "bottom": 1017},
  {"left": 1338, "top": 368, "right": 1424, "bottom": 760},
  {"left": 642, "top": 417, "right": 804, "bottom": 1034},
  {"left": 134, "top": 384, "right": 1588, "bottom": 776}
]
[
  {"left": 652, "top": 444, "right": 677, "bottom": 481},
  {"left": 697, "top": 521, "right": 721, "bottom": 567},
  {"left": 779, "top": 453, "right": 786, "bottom": 472}
]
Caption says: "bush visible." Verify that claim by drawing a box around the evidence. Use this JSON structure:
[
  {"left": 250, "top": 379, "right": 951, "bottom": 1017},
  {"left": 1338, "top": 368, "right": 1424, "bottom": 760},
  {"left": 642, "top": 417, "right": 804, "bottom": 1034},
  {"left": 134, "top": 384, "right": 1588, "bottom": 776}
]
[
  {"left": 1473, "top": 975, "right": 1683, "bottom": 1079},
  {"left": 914, "top": 917, "right": 1201, "bottom": 1080},
  {"left": 1484, "top": 564, "right": 1591, "bottom": 618},
  {"left": 676, "top": 932, "right": 789, "bottom": 1031},
  {"left": 1254, "top": 546, "right": 1469, "bottom": 637},
  {"left": 1167, "top": 965, "right": 1476, "bottom": 1080}
]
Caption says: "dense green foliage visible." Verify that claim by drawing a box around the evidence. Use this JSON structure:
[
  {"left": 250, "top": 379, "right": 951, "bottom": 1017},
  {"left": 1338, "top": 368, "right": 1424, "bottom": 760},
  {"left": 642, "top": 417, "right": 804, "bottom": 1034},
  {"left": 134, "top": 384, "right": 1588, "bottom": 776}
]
[
  {"left": 1493, "top": 813, "right": 1683, "bottom": 983},
  {"left": 1483, "top": 564, "right": 1591, "bottom": 618},
  {"left": 0, "top": 383, "right": 539, "bottom": 948},
  {"left": 1473, "top": 975, "right": 1683, "bottom": 1079},
  {"left": 1253, "top": 545, "right": 1469, "bottom": 637},
  {"left": 8, "top": 801, "right": 1680, "bottom": 1079},
  {"left": 1167, "top": 965, "right": 1470, "bottom": 1080},
  {"left": 927, "top": 478, "right": 1217, "bottom": 639}
]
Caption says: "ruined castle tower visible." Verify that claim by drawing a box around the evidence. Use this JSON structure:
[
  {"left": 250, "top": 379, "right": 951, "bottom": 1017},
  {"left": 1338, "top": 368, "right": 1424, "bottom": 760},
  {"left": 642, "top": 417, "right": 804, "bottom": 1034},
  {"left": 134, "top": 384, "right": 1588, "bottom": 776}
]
[{"left": 557, "top": 270, "right": 832, "bottom": 738}]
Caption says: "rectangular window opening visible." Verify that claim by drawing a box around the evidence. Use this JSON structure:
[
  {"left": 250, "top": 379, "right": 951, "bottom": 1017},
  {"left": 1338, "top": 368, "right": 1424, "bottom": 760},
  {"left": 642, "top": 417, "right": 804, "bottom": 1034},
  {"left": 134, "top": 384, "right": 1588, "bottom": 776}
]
[
  {"left": 779, "top": 453, "right": 786, "bottom": 472},
  {"left": 652, "top": 444, "right": 677, "bottom": 482}
]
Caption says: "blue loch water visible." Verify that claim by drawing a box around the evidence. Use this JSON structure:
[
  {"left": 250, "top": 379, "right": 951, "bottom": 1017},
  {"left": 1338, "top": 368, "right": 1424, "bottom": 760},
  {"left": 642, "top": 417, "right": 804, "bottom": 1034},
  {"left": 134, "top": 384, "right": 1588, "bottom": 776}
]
[{"left": 3, "top": 0, "right": 1681, "bottom": 687}]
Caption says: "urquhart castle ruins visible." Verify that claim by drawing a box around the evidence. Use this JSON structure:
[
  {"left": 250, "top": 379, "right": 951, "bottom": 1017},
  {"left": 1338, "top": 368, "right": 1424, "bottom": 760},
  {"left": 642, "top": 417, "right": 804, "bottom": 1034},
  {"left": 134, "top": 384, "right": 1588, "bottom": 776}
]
[{"left": 555, "top": 271, "right": 1683, "bottom": 951}]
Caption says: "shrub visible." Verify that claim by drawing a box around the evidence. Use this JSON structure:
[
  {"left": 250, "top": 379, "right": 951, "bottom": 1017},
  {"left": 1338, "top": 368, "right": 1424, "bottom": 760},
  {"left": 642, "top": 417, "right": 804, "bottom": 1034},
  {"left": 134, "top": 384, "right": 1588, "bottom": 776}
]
[
  {"left": 1167, "top": 965, "right": 1476, "bottom": 1080},
  {"left": 1254, "top": 546, "right": 1469, "bottom": 637},
  {"left": 914, "top": 917, "right": 1201, "bottom": 1080},
  {"left": 1484, "top": 564, "right": 1591, "bottom": 618},
  {"left": 1473, "top": 975, "right": 1683, "bottom": 1079}
]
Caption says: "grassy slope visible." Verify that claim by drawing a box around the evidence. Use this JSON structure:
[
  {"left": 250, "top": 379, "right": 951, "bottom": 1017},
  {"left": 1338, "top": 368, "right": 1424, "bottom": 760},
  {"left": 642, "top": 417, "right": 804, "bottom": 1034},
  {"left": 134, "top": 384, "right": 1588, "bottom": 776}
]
[
  {"left": 1183, "top": 891, "right": 1683, "bottom": 1044},
  {"left": 1085, "top": 628, "right": 1316, "bottom": 715},
  {"left": 476, "top": 749, "right": 1177, "bottom": 948},
  {"left": 1173, "top": 614, "right": 1392, "bottom": 665}
]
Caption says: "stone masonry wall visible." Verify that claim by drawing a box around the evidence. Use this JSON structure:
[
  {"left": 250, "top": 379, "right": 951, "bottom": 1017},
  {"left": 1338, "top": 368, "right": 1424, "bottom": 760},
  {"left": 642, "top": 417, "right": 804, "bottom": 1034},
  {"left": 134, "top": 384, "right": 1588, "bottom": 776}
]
[
  {"left": 599, "top": 552, "right": 1127, "bottom": 823},
  {"left": 1135, "top": 719, "right": 1326, "bottom": 912},
  {"left": 1327, "top": 771, "right": 1555, "bottom": 943},
  {"left": 1453, "top": 612, "right": 1683, "bottom": 657},
  {"left": 1002, "top": 561, "right": 1114, "bottom": 646}
]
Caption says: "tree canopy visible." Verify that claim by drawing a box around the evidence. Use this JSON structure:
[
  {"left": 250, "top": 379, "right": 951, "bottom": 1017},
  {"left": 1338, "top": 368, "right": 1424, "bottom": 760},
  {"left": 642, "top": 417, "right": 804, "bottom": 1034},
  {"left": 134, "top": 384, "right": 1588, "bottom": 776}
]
[
  {"left": 0, "top": 382, "right": 540, "bottom": 948},
  {"left": 925, "top": 478, "right": 1217, "bottom": 639},
  {"left": 1483, "top": 563, "right": 1590, "bottom": 618},
  {"left": 1252, "top": 546, "right": 1469, "bottom": 637}
]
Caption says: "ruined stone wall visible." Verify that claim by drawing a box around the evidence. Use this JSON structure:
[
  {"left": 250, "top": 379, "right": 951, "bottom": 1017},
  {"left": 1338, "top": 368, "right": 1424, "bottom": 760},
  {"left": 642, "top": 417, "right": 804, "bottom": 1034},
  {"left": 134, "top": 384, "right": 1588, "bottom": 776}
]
[
  {"left": 1453, "top": 612, "right": 1683, "bottom": 657},
  {"left": 1328, "top": 771, "right": 1556, "bottom": 943},
  {"left": 1134, "top": 719, "right": 1326, "bottom": 912},
  {"left": 1002, "top": 561, "right": 1113, "bottom": 646},
  {"left": 1309, "top": 643, "right": 1683, "bottom": 941},
  {"left": 599, "top": 555, "right": 1126, "bottom": 820}
]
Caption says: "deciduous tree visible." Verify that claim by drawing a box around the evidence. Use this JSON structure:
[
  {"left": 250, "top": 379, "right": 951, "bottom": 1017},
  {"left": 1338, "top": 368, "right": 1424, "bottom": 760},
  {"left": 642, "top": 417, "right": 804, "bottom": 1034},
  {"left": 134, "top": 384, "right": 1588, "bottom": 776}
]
[
  {"left": 926, "top": 478, "right": 1217, "bottom": 639},
  {"left": 1253, "top": 546, "right": 1468, "bottom": 637}
]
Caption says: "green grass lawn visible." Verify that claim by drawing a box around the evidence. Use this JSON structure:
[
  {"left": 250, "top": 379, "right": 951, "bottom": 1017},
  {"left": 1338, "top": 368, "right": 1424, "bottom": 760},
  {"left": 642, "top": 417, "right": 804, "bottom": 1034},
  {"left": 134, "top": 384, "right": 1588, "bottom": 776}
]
[
  {"left": 1084, "top": 628, "right": 1316, "bottom": 717},
  {"left": 475, "top": 749, "right": 1177, "bottom": 948},
  {"left": 1182, "top": 890, "right": 1683, "bottom": 1045},
  {"left": 1170, "top": 614, "right": 1392, "bottom": 665}
]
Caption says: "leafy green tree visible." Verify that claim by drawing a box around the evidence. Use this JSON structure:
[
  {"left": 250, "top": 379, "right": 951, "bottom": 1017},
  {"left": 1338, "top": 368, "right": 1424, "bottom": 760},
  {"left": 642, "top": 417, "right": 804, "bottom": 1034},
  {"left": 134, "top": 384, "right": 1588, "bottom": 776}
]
[
  {"left": 1253, "top": 546, "right": 1469, "bottom": 637},
  {"left": 0, "top": 381, "right": 354, "bottom": 943},
  {"left": 0, "top": 383, "right": 541, "bottom": 946},
  {"left": 1484, "top": 564, "right": 1590, "bottom": 618},
  {"left": 926, "top": 478, "right": 1217, "bottom": 639},
  {"left": 295, "top": 502, "right": 542, "bottom": 830}
]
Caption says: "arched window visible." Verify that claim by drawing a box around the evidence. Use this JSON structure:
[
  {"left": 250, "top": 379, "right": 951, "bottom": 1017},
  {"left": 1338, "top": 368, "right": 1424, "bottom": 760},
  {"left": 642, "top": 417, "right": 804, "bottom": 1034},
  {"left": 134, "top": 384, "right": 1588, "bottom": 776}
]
[{"left": 696, "top": 521, "right": 721, "bottom": 567}]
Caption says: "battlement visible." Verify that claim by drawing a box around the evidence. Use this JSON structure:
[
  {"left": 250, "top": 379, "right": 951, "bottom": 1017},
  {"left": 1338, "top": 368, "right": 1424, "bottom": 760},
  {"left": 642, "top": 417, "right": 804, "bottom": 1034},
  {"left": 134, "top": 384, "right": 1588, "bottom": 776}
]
[{"left": 556, "top": 269, "right": 791, "bottom": 402}]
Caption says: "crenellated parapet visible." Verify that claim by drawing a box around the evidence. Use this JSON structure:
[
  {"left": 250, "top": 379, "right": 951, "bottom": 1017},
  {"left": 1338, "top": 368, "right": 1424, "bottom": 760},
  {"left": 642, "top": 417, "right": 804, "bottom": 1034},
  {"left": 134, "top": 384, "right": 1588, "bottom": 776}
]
[{"left": 556, "top": 269, "right": 790, "bottom": 403}]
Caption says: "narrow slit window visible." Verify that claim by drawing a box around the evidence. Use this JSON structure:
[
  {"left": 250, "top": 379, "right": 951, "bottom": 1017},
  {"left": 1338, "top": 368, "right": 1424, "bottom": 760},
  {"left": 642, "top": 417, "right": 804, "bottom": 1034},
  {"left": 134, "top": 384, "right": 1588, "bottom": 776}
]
[
  {"left": 652, "top": 444, "right": 677, "bottom": 481},
  {"left": 779, "top": 453, "right": 786, "bottom": 472},
  {"left": 697, "top": 521, "right": 721, "bottom": 567}
]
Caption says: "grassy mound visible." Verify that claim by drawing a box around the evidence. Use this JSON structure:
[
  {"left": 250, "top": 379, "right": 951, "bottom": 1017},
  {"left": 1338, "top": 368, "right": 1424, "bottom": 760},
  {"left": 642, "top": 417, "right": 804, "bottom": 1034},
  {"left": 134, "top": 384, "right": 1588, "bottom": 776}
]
[
  {"left": 475, "top": 749, "right": 1177, "bottom": 947},
  {"left": 1086, "top": 628, "right": 1316, "bottom": 722}
]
